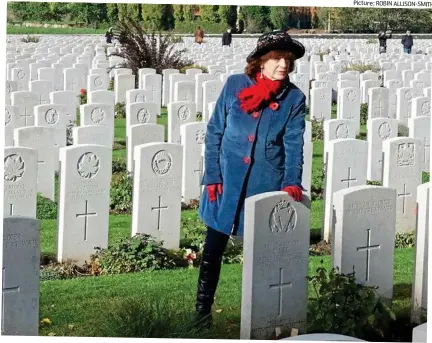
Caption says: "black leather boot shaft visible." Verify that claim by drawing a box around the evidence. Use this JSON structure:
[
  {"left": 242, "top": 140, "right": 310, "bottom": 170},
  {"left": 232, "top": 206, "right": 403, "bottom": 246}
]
[{"left": 195, "top": 227, "right": 230, "bottom": 321}]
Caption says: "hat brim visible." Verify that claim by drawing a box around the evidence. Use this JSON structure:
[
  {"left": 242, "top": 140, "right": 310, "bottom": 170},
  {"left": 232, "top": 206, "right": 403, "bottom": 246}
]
[{"left": 246, "top": 39, "right": 305, "bottom": 63}]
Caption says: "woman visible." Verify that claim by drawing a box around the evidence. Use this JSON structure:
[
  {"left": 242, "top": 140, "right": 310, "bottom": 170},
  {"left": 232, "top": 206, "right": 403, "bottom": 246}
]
[
  {"left": 195, "top": 26, "right": 204, "bottom": 44},
  {"left": 195, "top": 31, "right": 306, "bottom": 326}
]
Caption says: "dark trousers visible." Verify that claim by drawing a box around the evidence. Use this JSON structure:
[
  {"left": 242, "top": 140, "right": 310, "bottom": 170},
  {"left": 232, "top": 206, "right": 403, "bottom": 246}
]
[{"left": 195, "top": 226, "right": 230, "bottom": 315}]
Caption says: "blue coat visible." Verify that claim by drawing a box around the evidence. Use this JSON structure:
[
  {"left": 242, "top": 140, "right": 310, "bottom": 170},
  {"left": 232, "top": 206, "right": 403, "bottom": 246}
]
[{"left": 199, "top": 73, "right": 306, "bottom": 237}]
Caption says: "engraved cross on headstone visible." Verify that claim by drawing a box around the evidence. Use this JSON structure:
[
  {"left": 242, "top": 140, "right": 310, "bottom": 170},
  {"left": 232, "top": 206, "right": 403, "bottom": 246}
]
[
  {"left": 345, "top": 111, "right": 355, "bottom": 120},
  {"left": 37, "top": 159, "right": 46, "bottom": 183},
  {"left": 151, "top": 196, "right": 168, "bottom": 230},
  {"left": 37, "top": 93, "right": 45, "bottom": 105},
  {"left": 373, "top": 100, "right": 385, "bottom": 117},
  {"left": 20, "top": 108, "right": 32, "bottom": 126},
  {"left": 341, "top": 167, "right": 357, "bottom": 188},
  {"left": 269, "top": 267, "right": 292, "bottom": 316},
  {"left": 422, "top": 137, "right": 430, "bottom": 164},
  {"left": 76, "top": 200, "right": 97, "bottom": 241},
  {"left": 67, "top": 80, "right": 77, "bottom": 90},
  {"left": 193, "top": 158, "right": 203, "bottom": 188},
  {"left": 356, "top": 229, "right": 380, "bottom": 281},
  {"left": 2, "top": 267, "right": 20, "bottom": 332},
  {"left": 398, "top": 183, "right": 412, "bottom": 214},
  {"left": 151, "top": 86, "right": 157, "bottom": 103}
]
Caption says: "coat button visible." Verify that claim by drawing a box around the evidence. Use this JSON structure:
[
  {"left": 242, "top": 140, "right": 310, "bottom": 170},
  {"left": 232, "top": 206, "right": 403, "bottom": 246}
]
[
  {"left": 248, "top": 135, "right": 255, "bottom": 142},
  {"left": 243, "top": 156, "right": 251, "bottom": 164},
  {"left": 252, "top": 112, "right": 260, "bottom": 118}
]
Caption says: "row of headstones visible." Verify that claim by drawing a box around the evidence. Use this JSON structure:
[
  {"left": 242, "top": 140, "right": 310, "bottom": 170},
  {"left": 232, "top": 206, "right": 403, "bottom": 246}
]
[
  {"left": 322, "top": 136, "right": 428, "bottom": 242},
  {"left": 5, "top": 99, "right": 212, "bottom": 203},
  {"left": 3, "top": 132, "right": 424, "bottom": 269},
  {"left": 5, "top": 66, "right": 225, "bottom": 118},
  {"left": 5, "top": 113, "right": 428, "bottom": 264},
  {"left": 240, "top": 180, "right": 430, "bottom": 339},
  {"left": 295, "top": 69, "right": 431, "bottom": 120},
  {"left": 6, "top": 49, "right": 230, "bottom": 116},
  {"left": 322, "top": 116, "right": 431, "bottom": 178},
  {"left": 3, "top": 181, "right": 429, "bottom": 337},
  {"left": 3, "top": 113, "right": 311, "bottom": 263}
]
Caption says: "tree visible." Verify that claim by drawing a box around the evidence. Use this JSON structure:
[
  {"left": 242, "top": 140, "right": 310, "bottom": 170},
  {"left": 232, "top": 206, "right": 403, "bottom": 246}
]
[
  {"left": 111, "top": 18, "right": 193, "bottom": 78},
  {"left": 9, "top": 2, "right": 52, "bottom": 22},
  {"left": 241, "top": 6, "right": 271, "bottom": 33},
  {"left": 141, "top": 4, "right": 173, "bottom": 30},
  {"left": 173, "top": 5, "right": 184, "bottom": 22},
  {"left": 48, "top": 2, "right": 68, "bottom": 22},
  {"left": 183, "top": 5, "right": 197, "bottom": 22},
  {"left": 269, "top": 6, "right": 291, "bottom": 30},
  {"left": 218, "top": 5, "right": 237, "bottom": 28},
  {"left": 126, "top": 4, "right": 141, "bottom": 23},
  {"left": 106, "top": 3, "right": 118, "bottom": 25},
  {"left": 68, "top": 3, "right": 107, "bottom": 27},
  {"left": 200, "top": 5, "right": 219, "bottom": 22}
]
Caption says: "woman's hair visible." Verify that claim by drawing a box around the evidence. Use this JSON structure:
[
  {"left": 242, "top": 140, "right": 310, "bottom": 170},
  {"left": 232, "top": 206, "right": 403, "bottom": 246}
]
[{"left": 245, "top": 50, "right": 296, "bottom": 78}]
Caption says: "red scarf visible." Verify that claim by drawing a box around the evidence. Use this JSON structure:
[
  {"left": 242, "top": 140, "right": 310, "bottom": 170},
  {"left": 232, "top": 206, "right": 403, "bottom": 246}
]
[{"left": 238, "top": 72, "right": 284, "bottom": 113}]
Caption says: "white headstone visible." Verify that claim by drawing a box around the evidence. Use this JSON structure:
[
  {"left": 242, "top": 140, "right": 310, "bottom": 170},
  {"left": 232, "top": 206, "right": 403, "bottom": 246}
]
[
  {"left": 167, "top": 102, "right": 197, "bottom": 144},
  {"left": 2, "top": 217, "right": 40, "bottom": 335},
  {"left": 411, "top": 183, "right": 430, "bottom": 324},
  {"left": 323, "top": 139, "right": 368, "bottom": 242},
  {"left": 367, "top": 118, "right": 398, "bottom": 181},
  {"left": 382, "top": 137, "right": 422, "bottom": 233},
  {"left": 241, "top": 192, "right": 310, "bottom": 339},
  {"left": 72, "top": 125, "right": 112, "bottom": 148},
  {"left": 57, "top": 145, "right": 112, "bottom": 264},
  {"left": 3, "top": 147, "right": 38, "bottom": 218},
  {"left": 132, "top": 143, "right": 183, "bottom": 249},
  {"left": 127, "top": 124, "right": 165, "bottom": 173},
  {"left": 180, "top": 122, "right": 207, "bottom": 203},
  {"left": 332, "top": 185, "right": 396, "bottom": 301}
]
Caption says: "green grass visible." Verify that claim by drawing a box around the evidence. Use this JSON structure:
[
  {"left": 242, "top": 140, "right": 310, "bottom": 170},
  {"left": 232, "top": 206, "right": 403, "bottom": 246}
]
[
  {"left": 39, "top": 248, "right": 415, "bottom": 338},
  {"left": 7, "top": 25, "right": 106, "bottom": 35}
]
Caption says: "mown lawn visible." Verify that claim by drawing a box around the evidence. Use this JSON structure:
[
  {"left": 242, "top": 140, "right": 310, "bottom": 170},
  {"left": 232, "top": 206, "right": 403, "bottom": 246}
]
[
  {"left": 38, "top": 105, "right": 428, "bottom": 339},
  {"left": 7, "top": 25, "right": 107, "bottom": 35},
  {"left": 39, "top": 248, "right": 415, "bottom": 339}
]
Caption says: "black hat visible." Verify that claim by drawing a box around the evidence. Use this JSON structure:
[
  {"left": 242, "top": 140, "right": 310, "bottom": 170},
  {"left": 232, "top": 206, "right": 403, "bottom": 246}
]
[{"left": 246, "top": 30, "right": 305, "bottom": 63}]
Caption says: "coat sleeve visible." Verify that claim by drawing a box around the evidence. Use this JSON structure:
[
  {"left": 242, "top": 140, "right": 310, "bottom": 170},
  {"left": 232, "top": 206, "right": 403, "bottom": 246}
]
[
  {"left": 281, "top": 94, "right": 306, "bottom": 190},
  {"left": 202, "top": 76, "right": 232, "bottom": 185}
]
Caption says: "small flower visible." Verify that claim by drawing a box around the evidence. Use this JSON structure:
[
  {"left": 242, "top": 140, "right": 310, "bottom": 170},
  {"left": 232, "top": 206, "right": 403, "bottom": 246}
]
[
  {"left": 186, "top": 252, "right": 196, "bottom": 261},
  {"left": 80, "top": 89, "right": 87, "bottom": 95},
  {"left": 269, "top": 102, "right": 279, "bottom": 110},
  {"left": 40, "top": 318, "right": 52, "bottom": 325}
]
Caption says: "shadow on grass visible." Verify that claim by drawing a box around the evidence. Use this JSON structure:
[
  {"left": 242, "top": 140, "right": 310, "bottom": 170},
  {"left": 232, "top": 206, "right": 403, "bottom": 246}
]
[
  {"left": 393, "top": 283, "right": 412, "bottom": 301},
  {"left": 382, "top": 311, "right": 416, "bottom": 342},
  {"left": 98, "top": 296, "right": 218, "bottom": 339}
]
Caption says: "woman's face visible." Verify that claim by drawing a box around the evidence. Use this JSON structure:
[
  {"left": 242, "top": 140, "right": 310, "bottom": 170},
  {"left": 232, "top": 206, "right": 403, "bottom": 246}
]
[{"left": 261, "top": 55, "right": 289, "bottom": 81}]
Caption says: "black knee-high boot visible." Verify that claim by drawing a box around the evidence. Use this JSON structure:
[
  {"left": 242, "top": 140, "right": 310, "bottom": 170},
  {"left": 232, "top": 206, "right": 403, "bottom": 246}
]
[{"left": 195, "top": 226, "right": 230, "bottom": 326}]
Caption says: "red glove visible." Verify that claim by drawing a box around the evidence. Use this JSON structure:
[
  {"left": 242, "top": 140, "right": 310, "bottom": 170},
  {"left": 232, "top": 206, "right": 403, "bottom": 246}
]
[
  {"left": 207, "top": 184, "right": 223, "bottom": 202},
  {"left": 282, "top": 185, "right": 302, "bottom": 202}
]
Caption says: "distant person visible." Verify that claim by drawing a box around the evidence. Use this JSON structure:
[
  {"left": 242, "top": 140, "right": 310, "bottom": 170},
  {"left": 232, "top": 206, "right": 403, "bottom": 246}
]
[
  {"left": 105, "top": 27, "right": 114, "bottom": 44},
  {"left": 401, "top": 30, "right": 414, "bottom": 54},
  {"left": 222, "top": 28, "right": 232, "bottom": 47},
  {"left": 378, "top": 29, "right": 392, "bottom": 54},
  {"left": 195, "top": 26, "right": 204, "bottom": 44}
]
